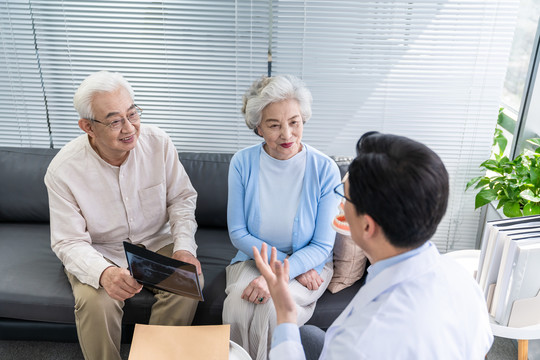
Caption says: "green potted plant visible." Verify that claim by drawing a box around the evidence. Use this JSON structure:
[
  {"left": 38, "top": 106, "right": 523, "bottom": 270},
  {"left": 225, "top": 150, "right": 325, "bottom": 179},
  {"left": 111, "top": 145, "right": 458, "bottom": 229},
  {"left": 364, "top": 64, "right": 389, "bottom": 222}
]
[{"left": 466, "top": 111, "right": 540, "bottom": 217}]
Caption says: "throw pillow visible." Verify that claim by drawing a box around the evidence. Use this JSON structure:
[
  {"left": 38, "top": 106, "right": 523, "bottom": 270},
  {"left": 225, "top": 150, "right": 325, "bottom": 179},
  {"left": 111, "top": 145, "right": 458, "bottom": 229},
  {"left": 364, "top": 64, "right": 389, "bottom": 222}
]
[{"left": 327, "top": 231, "right": 367, "bottom": 293}]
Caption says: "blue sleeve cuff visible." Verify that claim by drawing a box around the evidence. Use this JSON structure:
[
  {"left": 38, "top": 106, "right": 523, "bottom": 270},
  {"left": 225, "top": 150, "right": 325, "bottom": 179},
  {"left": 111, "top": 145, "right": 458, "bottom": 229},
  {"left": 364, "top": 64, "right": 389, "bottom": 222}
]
[{"left": 272, "top": 323, "right": 301, "bottom": 348}]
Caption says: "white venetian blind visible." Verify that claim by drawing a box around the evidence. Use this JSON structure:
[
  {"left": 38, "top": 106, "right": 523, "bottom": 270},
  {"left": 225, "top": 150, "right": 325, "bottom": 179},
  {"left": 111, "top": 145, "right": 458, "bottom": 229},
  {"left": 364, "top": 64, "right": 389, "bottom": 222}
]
[
  {"left": 0, "top": 1, "right": 51, "bottom": 147},
  {"left": 270, "top": 0, "right": 518, "bottom": 251},
  {"left": 0, "top": 0, "right": 520, "bottom": 251},
  {"left": 27, "top": 0, "right": 269, "bottom": 150}
]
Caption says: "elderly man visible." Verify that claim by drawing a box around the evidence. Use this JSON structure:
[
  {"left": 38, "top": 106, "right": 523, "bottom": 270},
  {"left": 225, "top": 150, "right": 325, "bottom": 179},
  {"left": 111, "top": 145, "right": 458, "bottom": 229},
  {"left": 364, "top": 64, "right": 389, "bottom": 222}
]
[
  {"left": 254, "top": 132, "right": 493, "bottom": 359},
  {"left": 45, "top": 71, "right": 203, "bottom": 360}
]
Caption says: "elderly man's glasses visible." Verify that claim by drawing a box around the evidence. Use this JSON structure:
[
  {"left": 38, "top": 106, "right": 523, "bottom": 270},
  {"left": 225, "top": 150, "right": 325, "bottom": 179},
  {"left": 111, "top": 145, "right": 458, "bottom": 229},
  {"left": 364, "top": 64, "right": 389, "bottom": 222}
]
[
  {"left": 334, "top": 183, "right": 353, "bottom": 203},
  {"left": 90, "top": 105, "right": 142, "bottom": 130}
]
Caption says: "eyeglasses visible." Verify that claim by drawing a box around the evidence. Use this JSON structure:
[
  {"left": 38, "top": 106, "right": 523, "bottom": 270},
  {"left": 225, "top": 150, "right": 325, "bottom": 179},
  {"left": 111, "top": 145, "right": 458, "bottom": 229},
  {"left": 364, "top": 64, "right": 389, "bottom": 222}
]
[
  {"left": 334, "top": 183, "right": 353, "bottom": 203},
  {"left": 90, "top": 105, "right": 142, "bottom": 130}
]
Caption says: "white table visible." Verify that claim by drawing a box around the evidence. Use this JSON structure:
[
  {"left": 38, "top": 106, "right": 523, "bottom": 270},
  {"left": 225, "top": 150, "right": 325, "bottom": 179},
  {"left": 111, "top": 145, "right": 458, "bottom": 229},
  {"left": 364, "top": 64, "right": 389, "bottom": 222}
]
[
  {"left": 445, "top": 249, "right": 540, "bottom": 360},
  {"left": 489, "top": 318, "right": 540, "bottom": 360},
  {"left": 230, "top": 341, "right": 251, "bottom": 360}
]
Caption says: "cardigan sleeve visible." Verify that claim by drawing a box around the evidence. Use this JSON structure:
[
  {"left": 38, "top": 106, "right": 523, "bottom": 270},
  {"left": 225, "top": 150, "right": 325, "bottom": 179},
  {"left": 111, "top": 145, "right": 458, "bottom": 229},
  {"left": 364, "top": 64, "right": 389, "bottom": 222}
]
[
  {"left": 227, "top": 150, "right": 289, "bottom": 262},
  {"left": 286, "top": 153, "right": 341, "bottom": 279}
]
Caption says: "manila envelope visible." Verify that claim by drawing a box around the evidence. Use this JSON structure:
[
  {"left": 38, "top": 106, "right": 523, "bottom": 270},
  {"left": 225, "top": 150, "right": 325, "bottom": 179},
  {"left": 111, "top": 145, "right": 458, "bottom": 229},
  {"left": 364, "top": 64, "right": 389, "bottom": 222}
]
[{"left": 129, "top": 324, "right": 230, "bottom": 360}]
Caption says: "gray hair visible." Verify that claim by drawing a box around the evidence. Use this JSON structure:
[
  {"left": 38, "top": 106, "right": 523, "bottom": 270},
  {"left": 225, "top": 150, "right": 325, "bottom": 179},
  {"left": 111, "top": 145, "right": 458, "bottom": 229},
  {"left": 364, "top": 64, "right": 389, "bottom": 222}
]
[
  {"left": 242, "top": 75, "right": 313, "bottom": 133},
  {"left": 73, "top": 70, "right": 134, "bottom": 119}
]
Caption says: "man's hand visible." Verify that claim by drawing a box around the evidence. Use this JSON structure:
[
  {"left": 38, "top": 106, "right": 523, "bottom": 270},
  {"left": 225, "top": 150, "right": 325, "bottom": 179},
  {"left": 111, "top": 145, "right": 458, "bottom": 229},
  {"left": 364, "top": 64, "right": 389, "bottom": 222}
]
[
  {"left": 295, "top": 269, "right": 323, "bottom": 290},
  {"left": 241, "top": 275, "right": 271, "bottom": 305},
  {"left": 99, "top": 266, "right": 143, "bottom": 301},
  {"left": 253, "top": 243, "right": 297, "bottom": 325},
  {"left": 173, "top": 250, "right": 202, "bottom": 275}
]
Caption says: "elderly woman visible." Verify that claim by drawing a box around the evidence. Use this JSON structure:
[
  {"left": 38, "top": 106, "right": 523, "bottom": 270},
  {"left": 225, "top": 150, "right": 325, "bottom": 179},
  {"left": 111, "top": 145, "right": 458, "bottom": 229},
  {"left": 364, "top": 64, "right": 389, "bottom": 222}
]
[{"left": 223, "top": 75, "right": 340, "bottom": 360}]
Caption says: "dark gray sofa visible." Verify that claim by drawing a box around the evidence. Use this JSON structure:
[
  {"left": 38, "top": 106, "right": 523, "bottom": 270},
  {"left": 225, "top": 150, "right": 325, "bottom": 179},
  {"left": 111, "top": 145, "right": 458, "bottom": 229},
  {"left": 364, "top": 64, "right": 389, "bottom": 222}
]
[{"left": 0, "top": 147, "right": 362, "bottom": 342}]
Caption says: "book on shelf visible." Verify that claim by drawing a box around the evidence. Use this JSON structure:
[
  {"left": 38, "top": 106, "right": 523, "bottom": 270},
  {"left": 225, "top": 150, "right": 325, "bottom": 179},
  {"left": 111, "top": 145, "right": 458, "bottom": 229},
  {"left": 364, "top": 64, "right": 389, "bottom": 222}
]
[
  {"left": 499, "top": 241, "right": 540, "bottom": 326},
  {"left": 476, "top": 215, "right": 540, "bottom": 327},
  {"left": 477, "top": 216, "right": 538, "bottom": 284},
  {"left": 490, "top": 232, "right": 540, "bottom": 321}
]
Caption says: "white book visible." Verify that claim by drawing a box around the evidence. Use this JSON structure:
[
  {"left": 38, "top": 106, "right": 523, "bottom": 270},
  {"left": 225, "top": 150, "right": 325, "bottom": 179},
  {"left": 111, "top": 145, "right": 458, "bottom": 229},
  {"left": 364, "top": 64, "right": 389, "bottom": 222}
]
[
  {"left": 476, "top": 215, "right": 540, "bottom": 286},
  {"left": 478, "top": 219, "right": 540, "bottom": 298},
  {"left": 499, "top": 241, "right": 540, "bottom": 326},
  {"left": 490, "top": 232, "right": 540, "bottom": 319}
]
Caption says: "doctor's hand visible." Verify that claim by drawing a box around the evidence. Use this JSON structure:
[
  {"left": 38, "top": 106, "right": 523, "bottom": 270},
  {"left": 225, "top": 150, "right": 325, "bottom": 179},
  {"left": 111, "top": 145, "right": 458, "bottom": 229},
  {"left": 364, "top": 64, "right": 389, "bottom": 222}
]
[
  {"left": 99, "top": 266, "right": 143, "bottom": 301},
  {"left": 253, "top": 244, "right": 297, "bottom": 325},
  {"left": 242, "top": 275, "right": 271, "bottom": 305},
  {"left": 173, "top": 250, "right": 202, "bottom": 275},
  {"left": 296, "top": 269, "right": 323, "bottom": 291}
]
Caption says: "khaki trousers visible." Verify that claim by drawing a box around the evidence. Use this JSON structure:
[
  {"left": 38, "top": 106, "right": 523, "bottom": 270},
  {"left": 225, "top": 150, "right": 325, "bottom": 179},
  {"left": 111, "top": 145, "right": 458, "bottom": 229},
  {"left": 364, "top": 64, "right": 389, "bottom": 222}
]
[{"left": 65, "top": 243, "right": 204, "bottom": 360}]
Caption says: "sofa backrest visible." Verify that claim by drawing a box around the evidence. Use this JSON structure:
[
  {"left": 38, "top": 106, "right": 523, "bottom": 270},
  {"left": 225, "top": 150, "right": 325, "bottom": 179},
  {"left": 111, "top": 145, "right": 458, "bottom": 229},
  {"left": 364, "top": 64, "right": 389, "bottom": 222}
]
[
  {"left": 0, "top": 147, "right": 350, "bottom": 226},
  {"left": 178, "top": 152, "right": 233, "bottom": 228},
  {"left": 0, "top": 147, "right": 59, "bottom": 223}
]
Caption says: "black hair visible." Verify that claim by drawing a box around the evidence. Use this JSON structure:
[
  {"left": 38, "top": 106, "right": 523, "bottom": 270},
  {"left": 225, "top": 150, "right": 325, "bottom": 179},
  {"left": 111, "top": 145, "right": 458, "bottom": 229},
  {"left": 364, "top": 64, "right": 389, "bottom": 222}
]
[{"left": 347, "top": 132, "right": 449, "bottom": 249}]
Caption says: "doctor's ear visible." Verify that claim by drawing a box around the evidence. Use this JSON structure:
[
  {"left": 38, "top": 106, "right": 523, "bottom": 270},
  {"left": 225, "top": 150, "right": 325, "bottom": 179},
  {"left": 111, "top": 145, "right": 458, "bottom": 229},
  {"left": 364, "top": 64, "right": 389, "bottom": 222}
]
[{"left": 362, "top": 214, "right": 379, "bottom": 238}]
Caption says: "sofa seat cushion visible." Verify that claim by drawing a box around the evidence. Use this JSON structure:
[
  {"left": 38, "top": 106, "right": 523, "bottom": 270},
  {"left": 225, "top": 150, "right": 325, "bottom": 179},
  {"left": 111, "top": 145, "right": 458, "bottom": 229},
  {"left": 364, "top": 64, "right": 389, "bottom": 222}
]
[
  {"left": 0, "top": 223, "right": 158, "bottom": 324},
  {"left": 0, "top": 223, "right": 77, "bottom": 323}
]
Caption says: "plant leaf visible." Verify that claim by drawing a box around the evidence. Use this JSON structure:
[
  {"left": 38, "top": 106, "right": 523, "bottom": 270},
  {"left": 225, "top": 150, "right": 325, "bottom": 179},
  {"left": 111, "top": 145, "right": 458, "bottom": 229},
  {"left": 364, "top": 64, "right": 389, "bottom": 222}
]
[
  {"left": 466, "top": 176, "right": 483, "bottom": 190},
  {"left": 480, "top": 159, "right": 503, "bottom": 173},
  {"left": 520, "top": 189, "right": 540, "bottom": 202},
  {"left": 497, "top": 109, "right": 516, "bottom": 134},
  {"left": 526, "top": 138, "right": 540, "bottom": 147},
  {"left": 523, "top": 203, "right": 540, "bottom": 216},
  {"left": 530, "top": 167, "right": 540, "bottom": 187},
  {"left": 503, "top": 201, "right": 522, "bottom": 217},
  {"left": 475, "top": 178, "right": 491, "bottom": 189},
  {"left": 475, "top": 188, "right": 497, "bottom": 209},
  {"left": 494, "top": 132, "right": 507, "bottom": 156}
]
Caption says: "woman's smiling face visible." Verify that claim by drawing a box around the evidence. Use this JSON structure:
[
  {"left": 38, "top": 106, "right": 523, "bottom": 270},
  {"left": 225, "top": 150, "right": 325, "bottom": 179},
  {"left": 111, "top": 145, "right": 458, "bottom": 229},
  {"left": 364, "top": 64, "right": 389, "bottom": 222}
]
[{"left": 257, "top": 99, "right": 304, "bottom": 160}]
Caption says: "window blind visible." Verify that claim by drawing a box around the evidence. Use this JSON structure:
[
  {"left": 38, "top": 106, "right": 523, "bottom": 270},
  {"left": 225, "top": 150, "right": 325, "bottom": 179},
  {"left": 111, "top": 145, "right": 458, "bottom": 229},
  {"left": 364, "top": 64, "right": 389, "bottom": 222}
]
[
  {"left": 27, "top": 0, "right": 269, "bottom": 151},
  {"left": 0, "top": 0, "right": 519, "bottom": 251},
  {"left": 270, "top": 0, "right": 518, "bottom": 251},
  {"left": 0, "top": 1, "right": 51, "bottom": 147}
]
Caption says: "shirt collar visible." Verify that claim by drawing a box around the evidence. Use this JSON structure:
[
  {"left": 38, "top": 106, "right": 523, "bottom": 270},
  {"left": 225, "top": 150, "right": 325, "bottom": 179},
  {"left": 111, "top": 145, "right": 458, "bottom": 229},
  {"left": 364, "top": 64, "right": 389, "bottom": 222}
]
[{"left": 366, "top": 241, "right": 432, "bottom": 283}]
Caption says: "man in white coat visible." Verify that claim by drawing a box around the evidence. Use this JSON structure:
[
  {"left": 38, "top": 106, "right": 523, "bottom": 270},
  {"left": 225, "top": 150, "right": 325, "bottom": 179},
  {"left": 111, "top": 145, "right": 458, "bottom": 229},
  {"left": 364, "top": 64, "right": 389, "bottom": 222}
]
[{"left": 253, "top": 132, "right": 493, "bottom": 359}]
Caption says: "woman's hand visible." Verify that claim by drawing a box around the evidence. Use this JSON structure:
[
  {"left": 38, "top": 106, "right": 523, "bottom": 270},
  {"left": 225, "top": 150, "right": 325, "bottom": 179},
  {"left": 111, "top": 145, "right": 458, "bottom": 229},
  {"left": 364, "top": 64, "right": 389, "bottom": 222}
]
[
  {"left": 295, "top": 269, "right": 323, "bottom": 291},
  {"left": 242, "top": 275, "right": 271, "bottom": 305},
  {"left": 253, "top": 244, "right": 297, "bottom": 325}
]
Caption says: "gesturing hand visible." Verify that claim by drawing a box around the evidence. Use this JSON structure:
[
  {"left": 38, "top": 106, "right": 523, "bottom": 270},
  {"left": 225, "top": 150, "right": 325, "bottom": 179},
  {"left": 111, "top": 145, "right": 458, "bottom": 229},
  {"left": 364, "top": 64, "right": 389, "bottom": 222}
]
[
  {"left": 99, "top": 266, "right": 143, "bottom": 301},
  {"left": 253, "top": 243, "right": 297, "bottom": 325},
  {"left": 296, "top": 269, "right": 324, "bottom": 290}
]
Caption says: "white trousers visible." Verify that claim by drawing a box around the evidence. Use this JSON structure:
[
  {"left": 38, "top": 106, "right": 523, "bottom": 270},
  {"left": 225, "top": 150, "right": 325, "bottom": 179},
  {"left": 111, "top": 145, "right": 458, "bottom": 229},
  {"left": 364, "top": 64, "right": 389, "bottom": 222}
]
[{"left": 223, "top": 260, "right": 333, "bottom": 360}]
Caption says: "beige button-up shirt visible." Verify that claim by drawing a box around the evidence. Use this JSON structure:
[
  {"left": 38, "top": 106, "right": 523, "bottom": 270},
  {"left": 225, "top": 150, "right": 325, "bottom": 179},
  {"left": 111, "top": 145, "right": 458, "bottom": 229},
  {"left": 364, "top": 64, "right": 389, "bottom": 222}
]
[{"left": 45, "top": 124, "right": 198, "bottom": 288}]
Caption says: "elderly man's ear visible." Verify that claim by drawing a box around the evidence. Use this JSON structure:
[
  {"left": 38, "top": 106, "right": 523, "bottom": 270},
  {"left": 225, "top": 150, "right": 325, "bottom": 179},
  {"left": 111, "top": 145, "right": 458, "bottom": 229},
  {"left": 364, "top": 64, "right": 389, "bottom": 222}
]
[{"left": 79, "top": 119, "right": 95, "bottom": 137}]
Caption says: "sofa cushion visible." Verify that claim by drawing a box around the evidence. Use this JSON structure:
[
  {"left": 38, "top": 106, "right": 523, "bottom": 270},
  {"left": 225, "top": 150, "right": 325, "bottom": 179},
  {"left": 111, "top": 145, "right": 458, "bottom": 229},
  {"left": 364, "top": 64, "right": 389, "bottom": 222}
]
[
  {"left": 178, "top": 152, "right": 233, "bottom": 229},
  {"left": 0, "top": 147, "right": 58, "bottom": 223},
  {"left": 328, "top": 232, "right": 367, "bottom": 293}
]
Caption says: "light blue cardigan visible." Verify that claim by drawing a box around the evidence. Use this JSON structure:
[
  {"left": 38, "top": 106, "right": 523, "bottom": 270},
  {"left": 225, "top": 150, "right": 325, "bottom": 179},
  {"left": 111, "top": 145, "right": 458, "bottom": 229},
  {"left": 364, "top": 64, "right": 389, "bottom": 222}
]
[{"left": 227, "top": 143, "right": 341, "bottom": 279}]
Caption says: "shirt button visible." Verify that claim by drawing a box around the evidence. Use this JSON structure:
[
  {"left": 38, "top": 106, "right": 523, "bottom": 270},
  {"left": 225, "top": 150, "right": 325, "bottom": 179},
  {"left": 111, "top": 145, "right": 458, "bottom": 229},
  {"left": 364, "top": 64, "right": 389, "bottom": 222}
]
[{"left": 125, "top": 197, "right": 129, "bottom": 201}]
